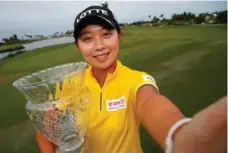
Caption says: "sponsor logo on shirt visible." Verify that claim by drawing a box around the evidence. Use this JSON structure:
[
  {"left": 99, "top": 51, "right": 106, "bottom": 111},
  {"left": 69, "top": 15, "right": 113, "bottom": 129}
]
[
  {"left": 106, "top": 96, "right": 126, "bottom": 111},
  {"left": 143, "top": 75, "right": 155, "bottom": 82}
]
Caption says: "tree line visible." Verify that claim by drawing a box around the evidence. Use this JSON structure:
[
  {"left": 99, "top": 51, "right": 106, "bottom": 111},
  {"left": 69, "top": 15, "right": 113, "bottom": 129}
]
[
  {"left": 2, "top": 34, "right": 19, "bottom": 44},
  {"left": 125, "top": 10, "right": 227, "bottom": 26}
]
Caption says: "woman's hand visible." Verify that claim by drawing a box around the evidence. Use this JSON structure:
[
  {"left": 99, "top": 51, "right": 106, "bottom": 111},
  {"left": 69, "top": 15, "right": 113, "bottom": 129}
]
[
  {"left": 36, "top": 130, "right": 55, "bottom": 153},
  {"left": 173, "top": 96, "right": 227, "bottom": 153}
]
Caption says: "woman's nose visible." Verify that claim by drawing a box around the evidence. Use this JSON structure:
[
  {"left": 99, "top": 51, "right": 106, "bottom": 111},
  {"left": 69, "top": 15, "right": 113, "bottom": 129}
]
[{"left": 94, "top": 37, "right": 105, "bottom": 52}]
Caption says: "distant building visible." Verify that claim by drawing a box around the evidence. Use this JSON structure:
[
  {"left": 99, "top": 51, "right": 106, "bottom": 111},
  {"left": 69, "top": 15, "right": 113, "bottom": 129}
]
[
  {"left": 53, "top": 32, "right": 64, "bottom": 37},
  {"left": 213, "top": 13, "right": 217, "bottom": 17},
  {"left": 0, "top": 40, "right": 6, "bottom": 45}
]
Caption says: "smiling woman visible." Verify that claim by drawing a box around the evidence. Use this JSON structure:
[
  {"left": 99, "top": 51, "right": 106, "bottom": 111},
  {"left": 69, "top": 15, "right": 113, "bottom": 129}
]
[
  {"left": 76, "top": 24, "right": 120, "bottom": 75},
  {"left": 35, "top": 5, "right": 227, "bottom": 153}
]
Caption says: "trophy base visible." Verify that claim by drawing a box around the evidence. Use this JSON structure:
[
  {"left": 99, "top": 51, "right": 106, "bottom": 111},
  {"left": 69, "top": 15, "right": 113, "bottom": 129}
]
[
  {"left": 56, "top": 144, "right": 91, "bottom": 153},
  {"left": 56, "top": 144, "right": 82, "bottom": 153}
]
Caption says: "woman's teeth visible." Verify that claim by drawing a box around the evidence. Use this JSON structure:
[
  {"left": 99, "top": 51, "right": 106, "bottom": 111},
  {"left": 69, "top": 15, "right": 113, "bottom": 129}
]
[{"left": 95, "top": 53, "right": 109, "bottom": 61}]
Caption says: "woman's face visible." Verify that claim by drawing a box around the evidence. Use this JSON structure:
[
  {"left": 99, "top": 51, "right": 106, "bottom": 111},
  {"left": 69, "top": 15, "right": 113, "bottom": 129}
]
[{"left": 77, "top": 24, "right": 120, "bottom": 70}]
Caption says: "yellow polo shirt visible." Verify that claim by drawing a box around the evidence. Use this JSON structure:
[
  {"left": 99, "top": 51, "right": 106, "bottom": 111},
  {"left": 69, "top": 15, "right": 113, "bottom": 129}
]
[{"left": 82, "top": 60, "right": 158, "bottom": 153}]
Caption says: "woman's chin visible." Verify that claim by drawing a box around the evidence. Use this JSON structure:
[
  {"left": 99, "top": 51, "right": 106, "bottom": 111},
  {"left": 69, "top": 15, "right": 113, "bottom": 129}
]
[{"left": 93, "top": 60, "right": 115, "bottom": 71}]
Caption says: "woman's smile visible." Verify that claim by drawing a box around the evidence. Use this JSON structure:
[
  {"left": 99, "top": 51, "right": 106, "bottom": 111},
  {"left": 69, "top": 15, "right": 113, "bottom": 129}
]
[{"left": 93, "top": 52, "right": 110, "bottom": 62}]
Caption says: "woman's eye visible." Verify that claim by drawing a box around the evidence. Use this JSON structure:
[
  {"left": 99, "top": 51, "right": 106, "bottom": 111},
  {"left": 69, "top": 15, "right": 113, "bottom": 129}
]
[
  {"left": 103, "top": 32, "right": 112, "bottom": 38},
  {"left": 82, "top": 36, "right": 92, "bottom": 42}
]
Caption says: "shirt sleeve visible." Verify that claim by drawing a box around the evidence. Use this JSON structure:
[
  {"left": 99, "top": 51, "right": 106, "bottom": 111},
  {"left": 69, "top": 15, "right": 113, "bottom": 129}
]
[
  {"left": 130, "top": 71, "right": 159, "bottom": 125},
  {"left": 134, "top": 72, "right": 159, "bottom": 93}
]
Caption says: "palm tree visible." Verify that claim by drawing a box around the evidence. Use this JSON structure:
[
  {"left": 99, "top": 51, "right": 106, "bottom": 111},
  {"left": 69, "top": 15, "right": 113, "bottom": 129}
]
[
  {"left": 160, "top": 14, "right": 164, "bottom": 19},
  {"left": 148, "top": 15, "right": 151, "bottom": 22},
  {"left": 12, "top": 34, "right": 18, "bottom": 40},
  {"left": 172, "top": 14, "right": 177, "bottom": 22},
  {"left": 152, "top": 16, "right": 159, "bottom": 23},
  {"left": 160, "top": 14, "right": 164, "bottom": 23}
]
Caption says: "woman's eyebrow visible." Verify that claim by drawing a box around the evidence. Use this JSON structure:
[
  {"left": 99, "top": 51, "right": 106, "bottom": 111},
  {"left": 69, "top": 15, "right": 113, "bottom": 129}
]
[{"left": 80, "top": 31, "right": 90, "bottom": 36}]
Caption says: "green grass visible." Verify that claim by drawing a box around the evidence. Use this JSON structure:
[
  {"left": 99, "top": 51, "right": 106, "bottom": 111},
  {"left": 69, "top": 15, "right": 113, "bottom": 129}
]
[
  {"left": 0, "top": 44, "right": 25, "bottom": 53},
  {"left": 0, "top": 25, "right": 226, "bottom": 153}
]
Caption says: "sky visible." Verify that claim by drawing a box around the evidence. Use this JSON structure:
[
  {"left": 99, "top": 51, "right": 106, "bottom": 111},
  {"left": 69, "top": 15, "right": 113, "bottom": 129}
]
[{"left": 0, "top": 1, "right": 227, "bottom": 40}]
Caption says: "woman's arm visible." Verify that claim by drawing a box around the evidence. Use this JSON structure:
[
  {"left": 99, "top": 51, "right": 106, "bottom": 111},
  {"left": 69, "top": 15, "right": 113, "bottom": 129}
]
[
  {"left": 136, "top": 85, "right": 227, "bottom": 153},
  {"left": 36, "top": 130, "right": 55, "bottom": 153},
  {"left": 136, "top": 85, "right": 185, "bottom": 150}
]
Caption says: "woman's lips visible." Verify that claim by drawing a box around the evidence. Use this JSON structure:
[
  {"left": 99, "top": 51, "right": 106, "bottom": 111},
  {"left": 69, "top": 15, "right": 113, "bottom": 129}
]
[{"left": 94, "top": 52, "right": 110, "bottom": 62}]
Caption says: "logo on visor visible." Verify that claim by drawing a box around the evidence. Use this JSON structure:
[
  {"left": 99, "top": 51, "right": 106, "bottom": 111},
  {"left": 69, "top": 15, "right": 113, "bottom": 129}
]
[{"left": 76, "top": 9, "right": 108, "bottom": 24}]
